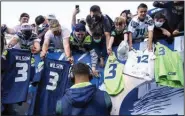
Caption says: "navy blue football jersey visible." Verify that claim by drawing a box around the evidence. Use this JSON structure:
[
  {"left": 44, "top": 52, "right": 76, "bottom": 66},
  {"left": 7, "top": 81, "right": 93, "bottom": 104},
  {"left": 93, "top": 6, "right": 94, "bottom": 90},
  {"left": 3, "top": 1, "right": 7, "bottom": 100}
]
[
  {"left": 1, "top": 49, "right": 32, "bottom": 104},
  {"left": 34, "top": 58, "right": 71, "bottom": 115}
]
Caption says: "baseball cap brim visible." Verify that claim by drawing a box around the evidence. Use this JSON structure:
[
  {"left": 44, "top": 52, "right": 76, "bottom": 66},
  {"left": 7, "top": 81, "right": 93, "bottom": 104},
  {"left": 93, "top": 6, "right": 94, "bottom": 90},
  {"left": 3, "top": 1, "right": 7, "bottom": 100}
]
[{"left": 46, "top": 14, "right": 56, "bottom": 20}]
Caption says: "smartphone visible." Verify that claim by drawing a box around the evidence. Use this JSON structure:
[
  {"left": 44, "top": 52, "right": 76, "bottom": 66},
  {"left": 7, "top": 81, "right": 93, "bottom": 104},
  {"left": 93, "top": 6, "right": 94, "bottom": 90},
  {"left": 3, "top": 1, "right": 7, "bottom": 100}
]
[{"left": 75, "top": 5, "right": 79, "bottom": 9}]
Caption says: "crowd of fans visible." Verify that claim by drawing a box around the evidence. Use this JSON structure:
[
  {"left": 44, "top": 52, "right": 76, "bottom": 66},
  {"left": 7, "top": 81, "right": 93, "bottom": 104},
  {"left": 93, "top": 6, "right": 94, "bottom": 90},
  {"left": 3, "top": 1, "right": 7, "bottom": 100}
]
[{"left": 1, "top": 1, "right": 184, "bottom": 115}]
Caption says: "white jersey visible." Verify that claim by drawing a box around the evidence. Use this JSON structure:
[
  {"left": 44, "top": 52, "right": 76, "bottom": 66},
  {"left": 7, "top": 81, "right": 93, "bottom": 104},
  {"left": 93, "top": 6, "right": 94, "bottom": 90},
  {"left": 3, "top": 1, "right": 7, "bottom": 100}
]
[
  {"left": 174, "top": 35, "right": 184, "bottom": 62},
  {"left": 128, "top": 14, "right": 154, "bottom": 39},
  {"left": 117, "top": 40, "right": 129, "bottom": 61},
  {"left": 124, "top": 49, "right": 155, "bottom": 80}
]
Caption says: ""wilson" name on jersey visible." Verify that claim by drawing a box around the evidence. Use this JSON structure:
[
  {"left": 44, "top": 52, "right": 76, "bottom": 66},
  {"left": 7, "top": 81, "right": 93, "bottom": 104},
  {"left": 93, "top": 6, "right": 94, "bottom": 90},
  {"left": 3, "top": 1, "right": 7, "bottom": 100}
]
[
  {"left": 15, "top": 56, "right": 30, "bottom": 61},
  {"left": 50, "top": 63, "right": 64, "bottom": 69}
]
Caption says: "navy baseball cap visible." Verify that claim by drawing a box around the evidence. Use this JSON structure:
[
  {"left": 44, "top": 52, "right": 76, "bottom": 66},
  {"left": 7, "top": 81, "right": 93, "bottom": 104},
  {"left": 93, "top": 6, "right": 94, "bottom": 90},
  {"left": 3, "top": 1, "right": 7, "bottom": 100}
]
[{"left": 74, "top": 23, "right": 86, "bottom": 32}]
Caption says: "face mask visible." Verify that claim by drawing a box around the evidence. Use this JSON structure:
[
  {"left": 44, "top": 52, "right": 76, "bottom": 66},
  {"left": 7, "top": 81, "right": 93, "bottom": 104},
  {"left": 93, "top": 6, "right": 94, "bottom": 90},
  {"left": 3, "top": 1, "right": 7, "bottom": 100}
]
[
  {"left": 94, "top": 38, "right": 101, "bottom": 43},
  {"left": 155, "top": 21, "right": 164, "bottom": 27},
  {"left": 93, "top": 15, "right": 101, "bottom": 22},
  {"left": 22, "top": 30, "right": 32, "bottom": 39}
]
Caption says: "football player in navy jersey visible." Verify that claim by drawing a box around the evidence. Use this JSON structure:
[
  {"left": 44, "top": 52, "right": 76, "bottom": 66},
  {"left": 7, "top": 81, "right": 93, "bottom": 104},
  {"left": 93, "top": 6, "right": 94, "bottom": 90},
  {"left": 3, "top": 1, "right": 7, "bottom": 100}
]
[{"left": 56, "top": 62, "right": 112, "bottom": 115}]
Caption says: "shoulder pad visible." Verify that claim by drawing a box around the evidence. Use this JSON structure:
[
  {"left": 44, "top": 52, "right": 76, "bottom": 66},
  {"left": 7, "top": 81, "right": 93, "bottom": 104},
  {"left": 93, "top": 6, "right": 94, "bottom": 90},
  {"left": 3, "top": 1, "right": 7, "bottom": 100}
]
[
  {"left": 130, "top": 20, "right": 139, "bottom": 28},
  {"left": 70, "top": 36, "right": 74, "bottom": 41},
  {"left": 147, "top": 19, "right": 154, "bottom": 26}
]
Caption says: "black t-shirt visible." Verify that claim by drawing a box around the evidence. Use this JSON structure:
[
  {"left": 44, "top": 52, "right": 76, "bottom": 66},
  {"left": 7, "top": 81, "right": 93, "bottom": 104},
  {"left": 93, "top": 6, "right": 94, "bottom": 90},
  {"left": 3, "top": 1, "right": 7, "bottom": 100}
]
[
  {"left": 110, "top": 27, "right": 129, "bottom": 46},
  {"left": 153, "top": 1, "right": 184, "bottom": 31},
  {"left": 86, "top": 15, "right": 112, "bottom": 35},
  {"left": 154, "top": 20, "right": 172, "bottom": 38}
]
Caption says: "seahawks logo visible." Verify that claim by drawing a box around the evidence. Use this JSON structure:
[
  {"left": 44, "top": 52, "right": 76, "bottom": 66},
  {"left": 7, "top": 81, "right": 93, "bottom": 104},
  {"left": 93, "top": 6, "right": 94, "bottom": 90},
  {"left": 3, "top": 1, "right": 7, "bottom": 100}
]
[
  {"left": 109, "top": 58, "right": 116, "bottom": 63},
  {"left": 131, "top": 21, "right": 139, "bottom": 28},
  {"left": 146, "top": 19, "right": 154, "bottom": 26}
]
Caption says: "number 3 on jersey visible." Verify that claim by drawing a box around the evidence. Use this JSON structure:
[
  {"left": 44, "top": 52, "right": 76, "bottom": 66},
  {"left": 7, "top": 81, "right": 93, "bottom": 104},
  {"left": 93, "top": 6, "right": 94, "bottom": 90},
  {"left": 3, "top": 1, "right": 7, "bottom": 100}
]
[
  {"left": 105, "top": 64, "right": 117, "bottom": 79},
  {"left": 159, "top": 47, "right": 165, "bottom": 55},
  {"left": 15, "top": 63, "right": 28, "bottom": 82},
  {"left": 46, "top": 71, "right": 59, "bottom": 91}
]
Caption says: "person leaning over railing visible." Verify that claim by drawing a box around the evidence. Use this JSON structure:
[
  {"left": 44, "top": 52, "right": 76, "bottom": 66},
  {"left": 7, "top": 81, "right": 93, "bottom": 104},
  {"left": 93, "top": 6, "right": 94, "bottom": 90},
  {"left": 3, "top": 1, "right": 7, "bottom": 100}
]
[
  {"left": 153, "top": 1, "right": 184, "bottom": 36},
  {"left": 86, "top": 5, "right": 113, "bottom": 50},
  {"left": 6, "top": 23, "right": 40, "bottom": 54},
  {"left": 1, "top": 13, "right": 30, "bottom": 35},
  {"left": 91, "top": 31, "right": 107, "bottom": 69},
  {"left": 40, "top": 19, "right": 73, "bottom": 64},
  {"left": 69, "top": 23, "right": 99, "bottom": 77},
  {"left": 107, "top": 16, "right": 131, "bottom": 55},
  {"left": 35, "top": 15, "right": 50, "bottom": 47},
  {"left": 128, "top": 3, "right": 154, "bottom": 51},
  {"left": 153, "top": 12, "right": 173, "bottom": 44},
  {"left": 120, "top": 10, "right": 133, "bottom": 26}
]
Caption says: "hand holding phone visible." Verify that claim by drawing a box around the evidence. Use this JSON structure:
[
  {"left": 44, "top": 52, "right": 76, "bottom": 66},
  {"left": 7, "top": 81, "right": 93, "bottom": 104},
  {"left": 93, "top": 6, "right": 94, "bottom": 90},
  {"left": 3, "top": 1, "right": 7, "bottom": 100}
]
[
  {"left": 75, "top": 5, "right": 80, "bottom": 14},
  {"left": 75, "top": 5, "right": 79, "bottom": 9}
]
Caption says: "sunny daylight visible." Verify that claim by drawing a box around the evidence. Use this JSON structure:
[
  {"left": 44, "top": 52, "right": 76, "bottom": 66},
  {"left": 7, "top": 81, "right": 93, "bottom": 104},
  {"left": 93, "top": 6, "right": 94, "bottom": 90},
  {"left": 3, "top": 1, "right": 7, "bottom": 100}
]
[{"left": 1, "top": 1, "right": 184, "bottom": 116}]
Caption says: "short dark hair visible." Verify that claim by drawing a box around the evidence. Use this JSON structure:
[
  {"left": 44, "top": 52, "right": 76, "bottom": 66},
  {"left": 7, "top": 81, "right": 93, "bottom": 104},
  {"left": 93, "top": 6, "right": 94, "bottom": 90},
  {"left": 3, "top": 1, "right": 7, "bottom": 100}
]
[
  {"left": 79, "top": 20, "right": 86, "bottom": 26},
  {"left": 72, "top": 62, "right": 90, "bottom": 76},
  {"left": 90, "top": 5, "right": 101, "bottom": 12},
  {"left": 35, "top": 15, "right": 45, "bottom": 25},
  {"left": 120, "top": 10, "right": 131, "bottom": 16},
  {"left": 20, "top": 13, "right": 29, "bottom": 20},
  {"left": 154, "top": 12, "right": 166, "bottom": 20},
  {"left": 138, "top": 3, "right": 148, "bottom": 9}
]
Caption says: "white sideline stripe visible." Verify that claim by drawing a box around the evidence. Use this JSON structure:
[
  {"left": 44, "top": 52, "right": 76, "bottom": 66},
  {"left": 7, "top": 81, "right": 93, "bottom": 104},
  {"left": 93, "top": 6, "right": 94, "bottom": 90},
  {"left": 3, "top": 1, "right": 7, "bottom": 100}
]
[
  {"left": 78, "top": 52, "right": 88, "bottom": 61},
  {"left": 58, "top": 53, "right": 65, "bottom": 60}
]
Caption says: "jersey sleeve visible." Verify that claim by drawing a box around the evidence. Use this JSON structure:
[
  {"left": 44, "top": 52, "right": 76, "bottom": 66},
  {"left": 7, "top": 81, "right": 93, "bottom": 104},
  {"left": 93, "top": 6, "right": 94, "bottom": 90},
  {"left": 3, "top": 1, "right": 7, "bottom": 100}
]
[
  {"left": 111, "top": 30, "right": 116, "bottom": 37},
  {"left": 89, "top": 49, "right": 98, "bottom": 68},
  {"left": 128, "top": 20, "right": 138, "bottom": 33},
  {"left": 147, "top": 17, "right": 154, "bottom": 31},
  {"left": 123, "top": 27, "right": 129, "bottom": 34}
]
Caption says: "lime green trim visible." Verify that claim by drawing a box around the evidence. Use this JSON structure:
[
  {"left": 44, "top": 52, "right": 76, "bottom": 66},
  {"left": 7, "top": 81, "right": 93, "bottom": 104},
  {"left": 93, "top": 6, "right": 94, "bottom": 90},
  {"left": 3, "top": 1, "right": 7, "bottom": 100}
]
[{"left": 71, "top": 82, "right": 92, "bottom": 88}]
